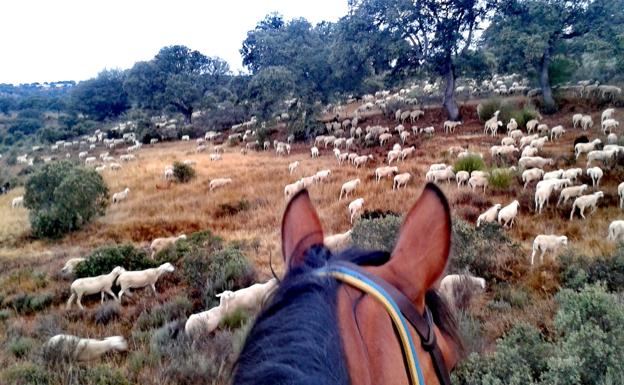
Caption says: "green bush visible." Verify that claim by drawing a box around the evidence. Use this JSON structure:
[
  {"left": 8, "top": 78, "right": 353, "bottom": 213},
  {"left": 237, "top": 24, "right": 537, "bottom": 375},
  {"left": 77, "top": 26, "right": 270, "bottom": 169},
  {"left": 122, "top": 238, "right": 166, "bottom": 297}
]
[
  {"left": 74, "top": 244, "right": 156, "bottom": 278},
  {"left": 204, "top": 246, "right": 256, "bottom": 307},
  {"left": 24, "top": 161, "right": 108, "bottom": 238},
  {"left": 2, "top": 292, "right": 53, "bottom": 315},
  {"left": 559, "top": 246, "right": 624, "bottom": 292},
  {"left": 453, "top": 156, "right": 486, "bottom": 174},
  {"left": 351, "top": 213, "right": 403, "bottom": 252},
  {"left": 492, "top": 283, "right": 530, "bottom": 308},
  {"left": 7, "top": 337, "right": 36, "bottom": 358},
  {"left": 93, "top": 302, "right": 121, "bottom": 325},
  {"left": 510, "top": 105, "right": 541, "bottom": 130},
  {"left": 220, "top": 308, "right": 251, "bottom": 330},
  {"left": 215, "top": 199, "right": 250, "bottom": 218},
  {"left": 173, "top": 161, "right": 195, "bottom": 183},
  {"left": 1, "top": 362, "right": 50, "bottom": 385},
  {"left": 155, "top": 230, "right": 223, "bottom": 263},
  {"left": 488, "top": 168, "right": 513, "bottom": 190},
  {"left": 0, "top": 309, "right": 12, "bottom": 321},
  {"left": 135, "top": 296, "right": 192, "bottom": 332},
  {"left": 477, "top": 98, "right": 503, "bottom": 123}
]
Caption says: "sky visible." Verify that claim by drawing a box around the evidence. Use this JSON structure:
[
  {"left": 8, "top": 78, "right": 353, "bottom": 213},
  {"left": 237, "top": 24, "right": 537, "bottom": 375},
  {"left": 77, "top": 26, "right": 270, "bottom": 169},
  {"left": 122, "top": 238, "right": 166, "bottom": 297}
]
[{"left": 0, "top": 0, "right": 349, "bottom": 85}]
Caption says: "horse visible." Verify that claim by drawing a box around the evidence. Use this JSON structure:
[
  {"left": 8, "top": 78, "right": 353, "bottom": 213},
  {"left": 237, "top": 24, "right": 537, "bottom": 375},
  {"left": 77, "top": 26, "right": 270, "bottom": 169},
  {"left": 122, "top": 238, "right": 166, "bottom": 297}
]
[{"left": 233, "top": 183, "right": 463, "bottom": 384}]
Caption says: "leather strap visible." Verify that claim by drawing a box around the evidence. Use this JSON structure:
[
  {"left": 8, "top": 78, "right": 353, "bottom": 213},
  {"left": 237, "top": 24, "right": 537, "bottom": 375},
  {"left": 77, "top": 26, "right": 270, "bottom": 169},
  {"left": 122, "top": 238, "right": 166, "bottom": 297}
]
[{"left": 330, "top": 261, "right": 452, "bottom": 385}]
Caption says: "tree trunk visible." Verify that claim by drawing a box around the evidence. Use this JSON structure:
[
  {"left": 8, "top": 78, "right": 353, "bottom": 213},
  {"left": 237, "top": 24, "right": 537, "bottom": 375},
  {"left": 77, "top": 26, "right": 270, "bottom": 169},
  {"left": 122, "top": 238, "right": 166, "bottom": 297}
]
[
  {"left": 184, "top": 108, "right": 192, "bottom": 125},
  {"left": 539, "top": 44, "right": 556, "bottom": 113},
  {"left": 442, "top": 61, "right": 460, "bottom": 121}
]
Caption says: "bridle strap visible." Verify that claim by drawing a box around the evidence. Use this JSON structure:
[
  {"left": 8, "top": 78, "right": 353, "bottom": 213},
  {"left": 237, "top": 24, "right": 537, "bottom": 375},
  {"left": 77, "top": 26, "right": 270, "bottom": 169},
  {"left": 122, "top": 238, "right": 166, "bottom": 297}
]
[{"left": 323, "top": 261, "right": 452, "bottom": 385}]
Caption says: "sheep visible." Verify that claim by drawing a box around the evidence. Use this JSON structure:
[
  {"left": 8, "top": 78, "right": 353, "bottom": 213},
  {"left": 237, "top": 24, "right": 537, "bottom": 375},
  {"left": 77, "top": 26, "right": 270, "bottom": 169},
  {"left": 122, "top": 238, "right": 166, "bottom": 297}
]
[
  {"left": 393, "top": 173, "right": 411, "bottom": 190},
  {"left": 444, "top": 120, "right": 462, "bottom": 134},
  {"left": 387, "top": 150, "right": 402, "bottom": 164},
  {"left": 419, "top": 126, "right": 435, "bottom": 136},
  {"left": 375, "top": 166, "right": 399, "bottom": 182},
  {"left": 119, "top": 154, "right": 135, "bottom": 162},
  {"left": 400, "top": 146, "right": 416, "bottom": 161},
  {"left": 337, "top": 152, "right": 350, "bottom": 165},
  {"left": 570, "top": 191, "right": 604, "bottom": 220},
  {"left": 164, "top": 167, "right": 174, "bottom": 180},
  {"left": 353, "top": 155, "right": 373, "bottom": 168},
  {"left": 536, "top": 124, "right": 549, "bottom": 135},
  {"left": 563, "top": 168, "right": 583, "bottom": 182},
  {"left": 60, "top": 258, "right": 86, "bottom": 275},
  {"left": 185, "top": 301, "right": 228, "bottom": 337},
  {"left": 340, "top": 179, "right": 361, "bottom": 200},
  {"left": 311, "top": 146, "right": 319, "bottom": 158},
  {"left": 551, "top": 125, "right": 565, "bottom": 140},
  {"left": 477, "top": 204, "right": 502, "bottom": 227},
  {"left": 484, "top": 110, "right": 502, "bottom": 136},
  {"left": 518, "top": 156, "right": 554, "bottom": 169},
  {"left": 471, "top": 170, "right": 489, "bottom": 179},
  {"left": 530, "top": 136, "right": 549, "bottom": 150},
  {"left": 150, "top": 234, "right": 187, "bottom": 258},
  {"left": 602, "top": 118, "right": 619, "bottom": 134},
  {"left": 117, "top": 263, "right": 175, "bottom": 303},
  {"left": 536, "top": 178, "right": 571, "bottom": 192},
  {"left": 284, "top": 181, "right": 304, "bottom": 199},
  {"left": 289, "top": 161, "right": 300, "bottom": 174},
  {"left": 521, "top": 146, "right": 539, "bottom": 158},
  {"left": 501, "top": 137, "right": 516, "bottom": 146},
  {"left": 112, "top": 188, "right": 130, "bottom": 204},
  {"left": 210, "top": 178, "right": 232, "bottom": 191},
  {"left": 602, "top": 108, "right": 615, "bottom": 122},
  {"left": 44, "top": 334, "right": 128, "bottom": 361},
  {"left": 580, "top": 115, "right": 593, "bottom": 131},
  {"left": 324, "top": 230, "right": 353, "bottom": 252},
  {"left": 85, "top": 156, "right": 97, "bottom": 165},
  {"left": 348, "top": 198, "right": 365, "bottom": 223},
  {"left": 531, "top": 235, "right": 568, "bottom": 265},
  {"left": 520, "top": 168, "right": 543, "bottom": 190},
  {"left": 429, "top": 163, "right": 448, "bottom": 172},
  {"left": 181, "top": 135, "right": 190, "bottom": 141},
  {"left": 400, "top": 131, "right": 411, "bottom": 143},
  {"left": 410, "top": 109, "right": 424, "bottom": 123},
  {"left": 586, "top": 167, "right": 603, "bottom": 187},
  {"left": 526, "top": 119, "right": 540, "bottom": 133},
  {"left": 456, "top": 170, "right": 470, "bottom": 187},
  {"left": 587, "top": 150, "right": 615, "bottom": 167},
  {"left": 509, "top": 129, "right": 524, "bottom": 141},
  {"left": 431, "top": 166, "right": 455, "bottom": 184},
  {"left": 519, "top": 134, "right": 539, "bottom": 148},
  {"left": 575, "top": 139, "right": 602, "bottom": 159},
  {"left": 506, "top": 118, "right": 518, "bottom": 132},
  {"left": 608, "top": 133, "right": 618, "bottom": 144},
  {"left": 468, "top": 175, "right": 489, "bottom": 193},
  {"left": 619, "top": 181, "right": 624, "bottom": 209},
  {"left": 438, "top": 274, "right": 486, "bottom": 310},
  {"left": 572, "top": 113, "right": 583, "bottom": 128},
  {"left": 557, "top": 184, "right": 589, "bottom": 206},
  {"left": 11, "top": 196, "right": 24, "bottom": 208},
  {"left": 217, "top": 278, "right": 279, "bottom": 315},
  {"left": 314, "top": 169, "right": 332, "bottom": 183},
  {"left": 379, "top": 133, "right": 393, "bottom": 146},
  {"left": 498, "top": 200, "right": 520, "bottom": 228},
  {"left": 608, "top": 220, "right": 624, "bottom": 242},
  {"left": 66, "top": 266, "right": 125, "bottom": 310},
  {"left": 543, "top": 169, "right": 564, "bottom": 180},
  {"left": 109, "top": 162, "right": 122, "bottom": 171}
]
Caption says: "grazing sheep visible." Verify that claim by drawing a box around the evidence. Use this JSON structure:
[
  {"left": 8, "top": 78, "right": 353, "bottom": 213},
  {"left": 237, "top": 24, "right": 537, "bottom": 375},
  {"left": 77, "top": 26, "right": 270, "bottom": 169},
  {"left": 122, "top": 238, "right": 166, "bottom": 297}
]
[
  {"left": 543, "top": 169, "right": 564, "bottom": 180},
  {"left": 314, "top": 169, "right": 332, "bottom": 183},
  {"left": 608, "top": 220, "right": 624, "bottom": 242},
  {"left": 498, "top": 200, "right": 520, "bottom": 228},
  {"left": 429, "top": 163, "right": 448, "bottom": 172},
  {"left": 509, "top": 129, "right": 524, "bottom": 141},
  {"left": 353, "top": 155, "right": 373, "bottom": 168},
  {"left": 419, "top": 126, "right": 435, "bottom": 136},
  {"left": 379, "top": 133, "right": 393, "bottom": 146},
  {"left": 324, "top": 230, "right": 353, "bottom": 252},
  {"left": 530, "top": 136, "right": 549, "bottom": 150},
  {"left": 619, "top": 182, "right": 624, "bottom": 209},
  {"left": 501, "top": 137, "right": 516, "bottom": 146},
  {"left": 563, "top": 168, "right": 583, "bottom": 182},
  {"left": 393, "top": 173, "right": 411, "bottom": 190},
  {"left": 375, "top": 166, "right": 399, "bottom": 182},
  {"left": 112, "top": 188, "right": 130, "bottom": 204},
  {"left": 117, "top": 263, "right": 175, "bottom": 303},
  {"left": 348, "top": 198, "right": 365, "bottom": 223},
  {"left": 11, "top": 196, "right": 24, "bottom": 208},
  {"left": 468, "top": 175, "right": 489, "bottom": 193},
  {"left": 298, "top": 175, "right": 316, "bottom": 189},
  {"left": 586, "top": 167, "right": 603, "bottom": 187},
  {"left": 217, "top": 278, "right": 279, "bottom": 315},
  {"left": 506, "top": 118, "right": 518, "bottom": 132},
  {"left": 550, "top": 125, "right": 565, "bottom": 140},
  {"left": 531, "top": 235, "right": 568, "bottom": 265},
  {"left": 284, "top": 181, "right": 304, "bottom": 200},
  {"left": 444, "top": 120, "right": 462, "bottom": 134},
  {"left": 518, "top": 156, "right": 554, "bottom": 169},
  {"left": 602, "top": 108, "right": 615, "bottom": 122},
  {"left": 456, "top": 171, "right": 470, "bottom": 187},
  {"left": 557, "top": 185, "right": 589, "bottom": 206},
  {"left": 311, "top": 146, "right": 319, "bottom": 158},
  {"left": 110, "top": 163, "right": 122, "bottom": 171},
  {"left": 608, "top": 133, "right": 618, "bottom": 144},
  {"left": 400, "top": 146, "right": 416, "bottom": 161},
  {"left": 587, "top": 150, "right": 616, "bottom": 167},
  {"left": 431, "top": 166, "right": 455, "bottom": 184},
  {"left": 526, "top": 119, "right": 539, "bottom": 133},
  {"left": 44, "top": 335, "right": 127, "bottom": 361},
  {"left": 580, "top": 115, "right": 593, "bottom": 131},
  {"left": 400, "top": 131, "right": 411, "bottom": 143},
  {"left": 522, "top": 168, "right": 545, "bottom": 190},
  {"left": 602, "top": 118, "right": 619, "bottom": 134},
  {"left": 60, "top": 258, "right": 86, "bottom": 275},
  {"left": 387, "top": 150, "right": 402, "bottom": 164},
  {"left": 210, "top": 178, "right": 232, "bottom": 191},
  {"left": 536, "top": 123, "right": 549, "bottom": 135},
  {"left": 572, "top": 113, "right": 583, "bottom": 129},
  {"left": 288, "top": 161, "right": 300, "bottom": 174},
  {"left": 521, "top": 146, "right": 539, "bottom": 158},
  {"left": 150, "top": 234, "right": 187, "bottom": 258},
  {"left": 66, "top": 266, "right": 125, "bottom": 310},
  {"left": 438, "top": 274, "right": 486, "bottom": 310},
  {"left": 340, "top": 179, "right": 361, "bottom": 200},
  {"left": 477, "top": 204, "right": 502, "bottom": 227},
  {"left": 185, "top": 301, "right": 228, "bottom": 336},
  {"left": 570, "top": 191, "right": 604, "bottom": 220}
]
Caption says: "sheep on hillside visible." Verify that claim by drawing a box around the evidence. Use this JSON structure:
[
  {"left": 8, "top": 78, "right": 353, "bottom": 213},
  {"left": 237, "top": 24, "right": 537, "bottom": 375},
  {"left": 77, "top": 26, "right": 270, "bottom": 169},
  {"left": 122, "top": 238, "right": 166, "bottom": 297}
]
[
  {"left": 531, "top": 235, "right": 568, "bottom": 265},
  {"left": 117, "top": 263, "right": 175, "bottom": 303},
  {"left": 44, "top": 335, "right": 127, "bottom": 361},
  {"left": 570, "top": 192, "right": 604, "bottom": 220},
  {"left": 150, "top": 234, "right": 187, "bottom": 258},
  {"left": 66, "top": 266, "right": 126, "bottom": 310}
]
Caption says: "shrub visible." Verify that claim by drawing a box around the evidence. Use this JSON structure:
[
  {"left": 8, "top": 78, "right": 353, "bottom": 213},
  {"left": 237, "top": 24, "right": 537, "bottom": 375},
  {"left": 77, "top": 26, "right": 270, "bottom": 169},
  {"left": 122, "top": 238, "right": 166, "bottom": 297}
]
[
  {"left": 215, "top": 199, "right": 251, "bottom": 218},
  {"left": 488, "top": 168, "right": 513, "bottom": 190},
  {"left": 24, "top": 161, "right": 108, "bottom": 238},
  {"left": 477, "top": 98, "right": 502, "bottom": 122},
  {"left": 3, "top": 292, "right": 53, "bottom": 315},
  {"left": 219, "top": 308, "right": 251, "bottom": 330},
  {"left": 93, "top": 302, "right": 121, "bottom": 325},
  {"left": 1, "top": 362, "right": 50, "bottom": 385},
  {"left": 351, "top": 213, "right": 402, "bottom": 252},
  {"left": 7, "top": 337, "right": 36, "bottom": 358},
  {"left": 204, "top": 246, "right": 256, "bottom": 307},
  {"left": 510, "top": 105, "right": 541, "bottom": 130},
  {"left": 135, "top": 296, "right": 192, "bottom": 332},
  {"left": 559, "top": 246, "right": 624, "bottom": 292},
  {"left": 155, "top": 230, "right": 223, "bottom": 263},
  {"left": 173, "top": 161, "right": 196, "bottom": 183},
  {"left": 492, "top": 283, "right": 530, "bottom": 308},
  {"left": 78, "top": 365, "right": 131, "bottom": 385},
  {"left": 0, "top": 309, "right": 12, "bottom": 321},
  {"left": 453, "top": 155, "right": 486, "bottom": 174},
  {"left": 74, "top": 244, "right": 156, "bottom": 278}
]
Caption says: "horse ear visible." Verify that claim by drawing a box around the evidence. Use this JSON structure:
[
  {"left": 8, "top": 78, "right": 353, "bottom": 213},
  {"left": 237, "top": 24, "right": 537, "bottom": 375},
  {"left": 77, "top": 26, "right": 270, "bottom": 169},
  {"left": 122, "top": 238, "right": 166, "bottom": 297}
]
[
  {"left": 380, "top": 183, "right": 451, "bottom": 310},
  {"left": 281, "top": 189, "right": 324, "bottom": 271}
]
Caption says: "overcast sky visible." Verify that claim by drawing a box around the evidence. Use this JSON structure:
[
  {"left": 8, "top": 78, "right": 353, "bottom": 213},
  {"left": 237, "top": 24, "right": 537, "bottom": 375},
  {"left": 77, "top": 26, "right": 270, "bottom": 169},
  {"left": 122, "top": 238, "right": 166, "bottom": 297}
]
[{"left": 0, "top": 0, "right": 348, "bottom": 85}]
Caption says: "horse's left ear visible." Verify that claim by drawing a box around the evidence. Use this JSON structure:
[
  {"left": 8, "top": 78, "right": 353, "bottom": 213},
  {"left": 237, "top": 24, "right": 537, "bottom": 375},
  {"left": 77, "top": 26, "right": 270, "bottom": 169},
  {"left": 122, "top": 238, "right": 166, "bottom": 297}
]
[
  {"left": 281, "top": 189, "right": 324, "bottom": 271},
  {"left": 379, "top": 183, "right": 451, "bottom": 311}
]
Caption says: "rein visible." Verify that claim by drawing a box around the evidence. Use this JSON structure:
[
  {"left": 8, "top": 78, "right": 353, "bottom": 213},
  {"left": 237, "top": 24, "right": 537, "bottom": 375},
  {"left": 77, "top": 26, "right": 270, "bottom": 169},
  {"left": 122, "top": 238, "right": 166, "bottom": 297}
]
[{"left": 316, "top": 260, "right": 452, "bottom": 385}]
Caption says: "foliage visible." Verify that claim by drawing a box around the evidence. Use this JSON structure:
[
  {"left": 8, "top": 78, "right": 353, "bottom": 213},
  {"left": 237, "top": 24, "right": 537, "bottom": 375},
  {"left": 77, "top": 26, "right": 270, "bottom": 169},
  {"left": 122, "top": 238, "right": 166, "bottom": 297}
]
[
  {"left": 74, "top": 244, "right": 156, "bottom": 278},
  {"left": 1, "top": 362, "right": 50, "bottom": 385},
  {"left": 215, "top": 199, "right": 251, "bottom": 218},
  {"left": 7, "top": 337, "right": 36, "bottom": 358},
  {"left": 510, "top": 105, "right": 541, "bottom": 129},
  {"left": 135, "top": 296, "right": 192, "bottom": 332},
  {"left": 93, "top": 302, "right": 121, "bottom": 325},
  {"left": 2, "top": 292, "right": 53, "bottom": 315},
  {"left": 453, "top": 156, "right": 486, "bottom": 174},
  {"left": 172, "top": 161, "right": 196, "bottom": 183},
  {"left": 351, "top": 213, "right": 403, "bottom": 252},
  {"left": 559, "top": 246, "right": 624, "bottom": 292},
  {"left": 203, "top": 246, "right": 256, "bottom": 307},
  {"left": 155, "top": 230, "right": 223, "bottom": 264},
  {"left": 219, "top": 308, "right": 251, "bottom": 330},
  {"left": 71, "top": 69, "right": 130, "bottom": 121},
  {"left": 488, "top": 168, "right": 514, "bottom": 190},
  {"left": 23, "top": 161, "right": 109, "bottom": 238}
]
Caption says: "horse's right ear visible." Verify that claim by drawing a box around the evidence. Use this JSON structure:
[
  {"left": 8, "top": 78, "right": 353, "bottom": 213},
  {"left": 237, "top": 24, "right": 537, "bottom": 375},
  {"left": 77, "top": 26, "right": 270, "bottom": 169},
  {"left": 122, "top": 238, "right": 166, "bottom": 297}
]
[{"left": 281, "top": 190, "right": 324, "bottom": 271}]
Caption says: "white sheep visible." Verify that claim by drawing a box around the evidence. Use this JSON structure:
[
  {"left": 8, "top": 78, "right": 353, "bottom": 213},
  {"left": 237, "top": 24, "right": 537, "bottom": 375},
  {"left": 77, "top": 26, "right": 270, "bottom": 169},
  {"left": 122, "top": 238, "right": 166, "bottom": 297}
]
[
  {"left": 519, "top": 134, "right": 540, "bottom": 148},
  {"left": 575, "top": 139, "right": 602, "bottom": 159},
  {"left": 419, "top": 126, "right": 435, "bottom": 136},
  {"left": 66, "top": 266, "right": 125, "bottom": 310},
  {"left": 353, "top": 155, "right": 373, "bottom": 168},
  {"left": 400, "top": 131, "right": 411, "bottom": 143},
  {"left": 299, "top": 175, "right": 316, "bottom": 189},
  {"left": 501, "top": 137, "right": 516, "bottom": 146},
  {"left": 340, "top": 179, "right": 361, "bottom": 200},
  {"left": 314, "top": 169, "right": 332, "bottom": 183},
  {"left": 519, "top": 156, "right": 554, "bottom": 169},
  {"left": 601, "top": 118, "right": 619, "bottom": 134},
  {"left": 570, "top": 191, "right": 604, "bottom": 220},
  {"left": 185, "top": 302, "right": 227, "bottom": 336},
  {"left": 217, "top": 278, "right": 278, "bottom": 314},
  {"left": 150, "top": 234, "right": 187, "bottom": 258},
  {"left": 586, "top": 167, "right": 603, "bottom": 187},
  {"left": 181, "top": 135, "right": 190, "bottom": 141},
  {"left": 311, "top": 146, "right": 319, "bottom": 158},
  {"left": 543, "top": 169, "right": 564, "bottom": 180},
  {"left": 11, "top": 196, "right": 24, "bottom": 208},
  {"left": 431, "top": 166, "right": 455, "bottom": 184},
  {"left": 530, "top": 136, "right": 549, "bottom": 150},
  {"left": 429, "top": 163, "right": 448, "bottom": 172},
  {"left": 284, "top": 181, "right": 304, "bottom": 199},
  {"left": 572, "top": 113, "right": 583, "bottom": 129},
  {"left": 324, "top": 230, "right": 353, "bottom": 252},
  {"left": 117, "top": 263, "right": 175, "bottom": 303},
  {"left": 44, "top": 334, "right": 127, "bottom": 361},
  {"left": 438, "top": 274, "right": 486, "bottom": 310},
  {"left": 387, "top": 150, "right": 402, "bottom": 164},
  {"left": 608, "top": 133, "right": 618, "bottom": 144},
  {"left": 557, "top": 184, "right": 588, "bottom": 206},
  {"left": 110, "top": 162, "right": 122, "bottom": 171},
  {"left": 375, "top": 166, "right": 399, "bottom": 182},
  {"left": 521, "top": 146, "right": 539, "bottom": 158},
  {"left": 477, "top": 204, "right": 502, "bottom": 227},
  {"left": 498, "top": 200, "right": 520, "bottom": 228},
  {"left": 550, "top": 125, "right": 565, "bottom": 140},
  {"left": 400, "top": 146, "right": 416, "bottom": 161},
  {"left": 526, "top": 119, "right": 539, "bottom": 133},
  {"left": 288, "top": 161, "right": 300, "bottom": 174},
  {"left": 563, "top": 168, "right": 583, "bottom": 182},
  {"left": 393, "top": 173, "right": 411, "bottom": 190},
  {"left": 112, "top": 188, "right": 130, "bottom": 204},
  {"left": 531, "top": 235, "right": 568, "bottom": 265},
  {"left": 468, "top": 175, "right": 489, "bottom": 193},
  {"left": 60, "top": 258, "right": 86, "bottom": 275},
  {"left": 210, "top": 178, "right": 232, "bottom": 191},
  {"left": 348, "top": 198, "right": 365, "bottom": 223},
  {"left": 619, "top": 182, "right": 624, "bottom": 209},
  {"left": 456, "top": 171, "right": 470, "bottom": 187},
  {"left": 506, "top": 118, "right": 518, "bottom": 132},
  {"left": 608, "top": 220, "right": 624, "bottom": 242},
  {"left": 602, "top": 108, "right": 615, "bottom": 122},
  {"left": 580, "top": 115, "right": 593, "bottom": 131}
]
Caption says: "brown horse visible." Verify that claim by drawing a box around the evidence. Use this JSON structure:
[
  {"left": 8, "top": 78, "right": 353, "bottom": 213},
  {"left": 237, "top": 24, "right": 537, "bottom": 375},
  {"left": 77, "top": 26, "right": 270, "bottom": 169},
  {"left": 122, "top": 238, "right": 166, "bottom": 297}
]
[{"left": 234, "top": 183, "right": 463, "bottom": 384}]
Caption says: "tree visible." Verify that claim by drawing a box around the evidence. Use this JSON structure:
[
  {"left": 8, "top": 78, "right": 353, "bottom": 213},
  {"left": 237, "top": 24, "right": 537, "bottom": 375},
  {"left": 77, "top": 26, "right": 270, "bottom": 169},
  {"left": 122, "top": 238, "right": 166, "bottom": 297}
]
[
  {"left": 246, "top": 66, "right": 296, "bottom": 120},
  {"left": 349, "top": 0, "right": 495, "bottom": 120},
  {"left": 483, "top": 0, "right": 624, "bottom": 112},
  {"left": 71, "top": 69, "right": 130, "bottom": 121},
  {"left": 24, "top": 161, "right": 109, "bottom": 238}
]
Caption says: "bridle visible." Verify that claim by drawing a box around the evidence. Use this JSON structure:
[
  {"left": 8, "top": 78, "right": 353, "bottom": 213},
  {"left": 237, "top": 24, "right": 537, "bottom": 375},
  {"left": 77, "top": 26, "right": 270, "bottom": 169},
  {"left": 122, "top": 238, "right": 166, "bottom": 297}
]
[{"left": 316, "top": 260, "right": 452, "bottom": 385}]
